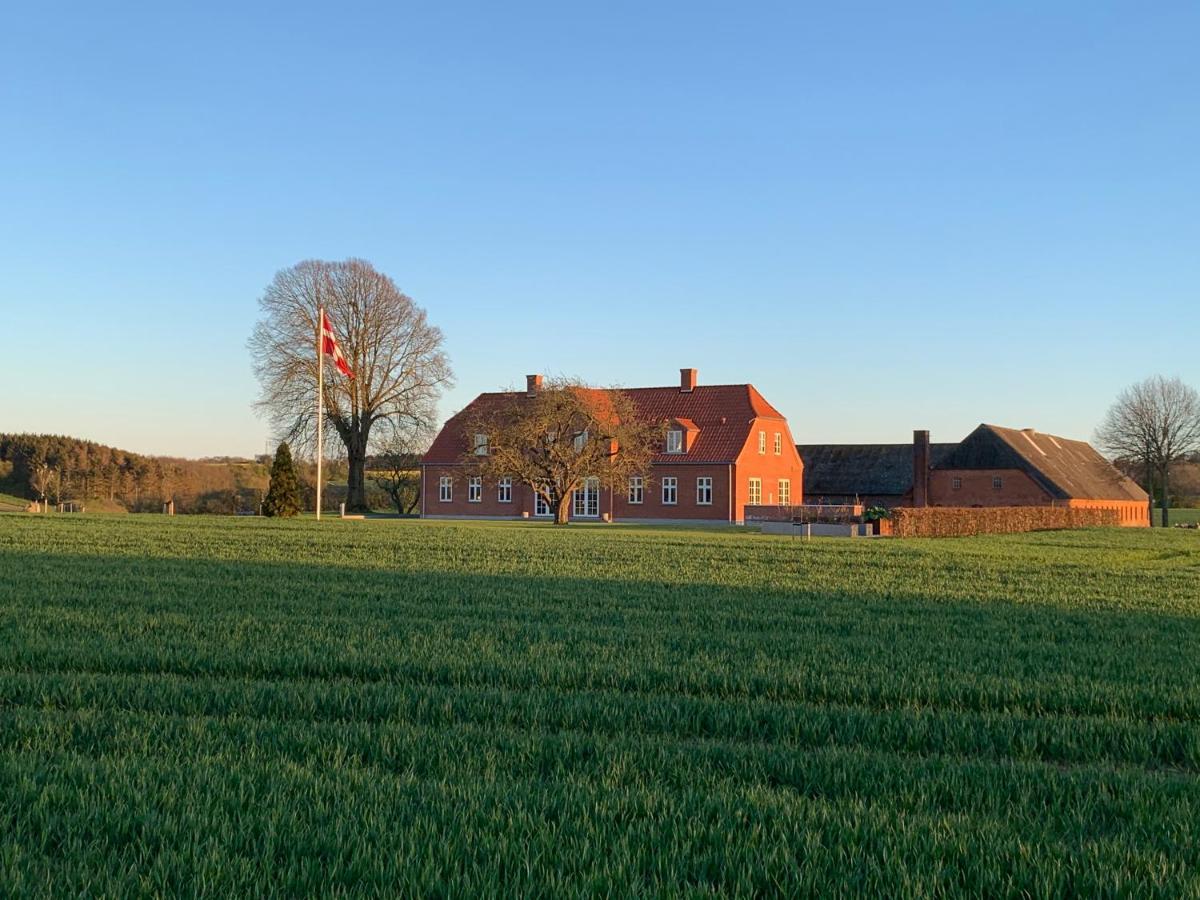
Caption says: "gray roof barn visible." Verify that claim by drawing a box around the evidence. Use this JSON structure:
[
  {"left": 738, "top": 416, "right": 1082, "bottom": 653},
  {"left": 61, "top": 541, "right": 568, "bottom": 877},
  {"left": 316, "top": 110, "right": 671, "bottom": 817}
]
[{"left": 936, "top": 425, "right": 1148, "bottom": 502}]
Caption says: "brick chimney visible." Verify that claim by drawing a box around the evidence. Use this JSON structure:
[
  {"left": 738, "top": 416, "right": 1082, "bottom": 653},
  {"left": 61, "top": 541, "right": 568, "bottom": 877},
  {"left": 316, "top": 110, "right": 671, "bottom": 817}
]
[
  {"left": 680, "top": 368, "right": 697, "bottom": 393},
  {"left": 525, "top": 374, "right": 543, "bottom": 397},
  {"left": 912, "top": 429, "right": 930, "bottom": 507}
]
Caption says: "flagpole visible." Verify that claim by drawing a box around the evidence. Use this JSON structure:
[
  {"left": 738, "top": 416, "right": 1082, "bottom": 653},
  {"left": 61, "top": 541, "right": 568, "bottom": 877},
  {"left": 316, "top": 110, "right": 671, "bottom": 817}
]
[{"left": 316, "top": 305, "right": 324, "bottom": 521}]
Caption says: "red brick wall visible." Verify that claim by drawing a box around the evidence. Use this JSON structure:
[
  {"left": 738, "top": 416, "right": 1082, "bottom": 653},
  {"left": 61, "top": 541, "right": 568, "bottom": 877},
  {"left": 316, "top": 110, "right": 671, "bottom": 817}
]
[
  {"left": 611, "top": 464, "right": 733, "bottom": 521},
  {"left": 929, "top": 468, "right": 1050, "bottom": 507},
  {"left": 422, "top": 467, "right": 541, "bottom": 518},
  {"left": 1066, "top": 498, "right": 1149, "bottom": 527},
  {"left": 422, "top": 465, "right": 737, "bottom": 521},
  {"left": 732, "top": 418, "right": 806, "bottom": 522}
]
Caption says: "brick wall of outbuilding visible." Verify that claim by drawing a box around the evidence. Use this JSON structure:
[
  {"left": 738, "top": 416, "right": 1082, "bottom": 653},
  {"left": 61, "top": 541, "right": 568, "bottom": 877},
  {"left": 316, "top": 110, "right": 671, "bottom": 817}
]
[{"left": 929, "top": 468, "right": 1049, "bottom": 507}]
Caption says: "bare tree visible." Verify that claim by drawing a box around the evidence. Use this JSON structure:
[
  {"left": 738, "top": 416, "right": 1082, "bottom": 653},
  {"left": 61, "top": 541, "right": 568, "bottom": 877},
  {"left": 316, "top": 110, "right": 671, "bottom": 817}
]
[
  {"left": 1096, "top": 375, "right": 1200, "bottom": 526},
  {"left": 463, "top": 377, "right": 662, "bottom": 525},
  {"left": 372, "top": 418, "right": 432, "bottom": 515},
  {"left": 30, "top": 460, "right": 54, "bottom": 510},
  {"left": 249, "top": 259, "right": 453, "bottom": 511}
]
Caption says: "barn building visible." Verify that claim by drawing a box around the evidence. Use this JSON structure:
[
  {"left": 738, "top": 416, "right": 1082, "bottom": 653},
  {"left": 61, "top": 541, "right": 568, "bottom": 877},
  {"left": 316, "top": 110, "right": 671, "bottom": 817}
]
[
  {"left": 421, "top": 369, "right": 804, "bottom": 523},
  {"left": 801, "top": 424, "right": 1148, "bottom": 526}
]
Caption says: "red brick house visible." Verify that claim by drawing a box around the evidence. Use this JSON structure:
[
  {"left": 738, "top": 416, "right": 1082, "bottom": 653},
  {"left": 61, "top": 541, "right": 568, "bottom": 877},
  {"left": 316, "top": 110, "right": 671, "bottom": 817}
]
[
  {"left": 800, "top": 424, "right": 1148, "bottom": 526},
  {"left": 421, "top": 369, "right": 804, "bottom": 523}
]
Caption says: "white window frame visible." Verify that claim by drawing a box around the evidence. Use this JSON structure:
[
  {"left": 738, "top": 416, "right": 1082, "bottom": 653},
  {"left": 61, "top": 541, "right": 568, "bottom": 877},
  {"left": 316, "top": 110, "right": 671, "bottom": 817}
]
[
  {"left": 993, "top": 476, "right": 1003, "bottom": 490},
  {"left": 952, "top": 477, "right": 962, "bottom": 490},
  {"left": 758, "top": 431, "right": 766, "bottom": 454},
  {"left": 748, "top": 477, "right": 762, "bottom": 505},
  {"left": 666, "top": 429, "right": 684, "bottom": 454},
  {"left": 473, "top": 433, "right": 488, "bottom": 456},
  {"left": 774, "top": 432, "right": 782, "bottom": 455},
  {"left": 534, "top": 486, "right": 551, "bottom": 517},
  {"left": 573, "top": 430, "right": 588, "bottom": 453},
  {"left": 628, "top": 476, "right": 644, "bottom": 504},
  {"left": 778, "top": 478, "right": 790, "bottom": 506},
  {"left": 439, "top": 476, "right": 453, "bottom": 502},
  {"left": 696, "top": 476, "right": 713, "bottom": 506},
  {"left": 468, "top": 476, "right": 482, "bottom": 503},
  {"left": 662, "top": 476, "right": 678, "bottom": 505},
  {"left": 498, "top": 477, "right": 512, "bottom": 503},
  {"left": 572, "top": 477, "right": 600, "bottom": 518}
]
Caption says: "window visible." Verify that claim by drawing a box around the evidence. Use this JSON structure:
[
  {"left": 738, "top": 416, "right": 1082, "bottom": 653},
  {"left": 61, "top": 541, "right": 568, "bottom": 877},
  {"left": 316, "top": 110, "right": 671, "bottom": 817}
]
[
  {"left": 696, "top": 477, "right": 713, "bottom": 505},
  {"left": 572, "top": 477, "right": 600, "bottom": 518},
  {"left": 993, "top": 476, "right": 1003, "bottom": 490},
  {"left": 467, "top": 476, "right": 482, "bottom": 503},
  {"left": 498, "top": 477, "right": 512, "bottom": 503},
  {"left": 758, "top": 431, "right": 766, "bottom": 454},
  {"left": 534, "top": 486, "right": 550, "bottom": 517},
  {"left": 662, "top": 477, "right": 677, "bottom": 505},
  {"left": 473, "top": 433, "right": 488, "bottom": 456},
  {"left": 778, "top": 479, "right": 790, "bottom": 505},
  {"left": 439, "top": 476, "right": 452, "bottom": 502},
  {"left": 774, "top": 432, "right": 782, "bottom": 455},
  {"left": 573, "top": 430, "right": 588, "bottom": 452},
  {"left": 748, "top": 478, "right": 762, "bottom": 505},
  {"left": 628, "top": 476, "right": 644, "bottom": 504},
  {"left": 666, "top": 429, "right": 683, "bottom": 454},
  {"left": 952, "top": 477, "right": 962, "bottom": 490}
]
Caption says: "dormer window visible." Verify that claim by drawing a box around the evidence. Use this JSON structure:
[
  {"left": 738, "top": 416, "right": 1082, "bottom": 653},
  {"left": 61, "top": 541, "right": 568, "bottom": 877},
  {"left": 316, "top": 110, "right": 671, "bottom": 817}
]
[
  {"left": 573, "top": 430, "right": 589, "bottom": 452},
  {"left": 473, "top": 433, "right": 488, "bottom": 456},
  {"left": 666, "top": 429, "right": 684, "bottom": 454}
]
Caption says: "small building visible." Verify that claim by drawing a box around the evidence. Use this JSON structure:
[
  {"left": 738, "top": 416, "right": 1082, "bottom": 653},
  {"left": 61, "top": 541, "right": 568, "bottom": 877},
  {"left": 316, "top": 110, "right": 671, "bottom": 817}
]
[
  {"left": 800, "top": 424, "right": 1149, "bottom": 526},
  {"left": 421, "top": 368, "right": 804, "bottom": 523}
]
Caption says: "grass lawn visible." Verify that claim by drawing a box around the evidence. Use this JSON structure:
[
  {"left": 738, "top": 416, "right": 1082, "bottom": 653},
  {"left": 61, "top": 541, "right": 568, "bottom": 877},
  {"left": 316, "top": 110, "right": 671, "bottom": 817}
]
[
  {"left": 0, "top": 514, "right": 1198, "bottom": 895},
  {"left": 1166, "top": 507, "right": 1200, "bottom": 525}
]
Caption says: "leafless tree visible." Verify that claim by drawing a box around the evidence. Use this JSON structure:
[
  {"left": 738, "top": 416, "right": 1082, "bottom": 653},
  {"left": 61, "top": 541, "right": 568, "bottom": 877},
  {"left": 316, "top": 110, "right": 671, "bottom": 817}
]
[
  {"left": 249, "top": 259, "right": 453, "bottom": 511},
  {"left": 1096, "top": 375, "right": 1200, "bottom": 526},
  {"left": 30, "top": 461, "right": 54, "bottom": 509},
  {"left": 463, "top": 377, "right": 662, "bottom": 525},
  {"left": 372, "top": 418, "right": 432, "bottom": 515}
]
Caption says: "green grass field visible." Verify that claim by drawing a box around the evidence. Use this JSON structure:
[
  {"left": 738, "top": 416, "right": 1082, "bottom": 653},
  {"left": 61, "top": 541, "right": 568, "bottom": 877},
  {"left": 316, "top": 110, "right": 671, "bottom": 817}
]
[
  {"left": 1, "top": 515, "right": 1198, "bottom": 896},
  {"left": 1168, "top": 507, "right": 1200, "bottom": 525}
]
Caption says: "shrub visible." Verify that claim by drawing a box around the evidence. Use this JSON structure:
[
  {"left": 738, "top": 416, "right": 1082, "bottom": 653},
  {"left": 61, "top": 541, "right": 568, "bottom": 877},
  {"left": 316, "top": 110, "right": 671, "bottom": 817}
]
[
  {"left": 262, "top": 443, "right": 301, "bottom": 518},
  {"left": 891, "top": 506, "right": 1119, "bottom": 538}
]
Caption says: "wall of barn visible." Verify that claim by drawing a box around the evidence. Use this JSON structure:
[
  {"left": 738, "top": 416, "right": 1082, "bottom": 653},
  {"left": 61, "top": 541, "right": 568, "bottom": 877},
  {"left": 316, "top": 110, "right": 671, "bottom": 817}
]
[
  {"left": 1065, "top": 498, "right": 1149, "bottom": 527},
  {"left": 928, "top": 468, "right": 1049, "bottom": 507}
]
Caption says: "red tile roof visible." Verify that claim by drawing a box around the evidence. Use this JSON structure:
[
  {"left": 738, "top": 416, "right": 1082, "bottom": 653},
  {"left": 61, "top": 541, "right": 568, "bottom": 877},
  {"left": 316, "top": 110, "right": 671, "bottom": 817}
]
[{"left": 423, "top": 383, "right": 785, "bottom": 465}]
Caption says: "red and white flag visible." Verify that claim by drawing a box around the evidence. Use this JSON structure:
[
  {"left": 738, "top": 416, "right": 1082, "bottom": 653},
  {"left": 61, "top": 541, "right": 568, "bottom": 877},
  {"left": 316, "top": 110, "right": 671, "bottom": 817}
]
[{"left": 320, "top": 310, "right": 354, "bottom": 379}]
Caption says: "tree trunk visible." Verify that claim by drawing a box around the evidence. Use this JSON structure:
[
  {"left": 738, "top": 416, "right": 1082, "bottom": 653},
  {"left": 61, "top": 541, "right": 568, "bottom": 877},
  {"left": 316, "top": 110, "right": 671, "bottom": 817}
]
[
  {"left": 554, "top": 492, "right": 571, "bottom": 525},
  {"left": 346, "top": 436, "right": 368, "bottom": 512},
  {"left": 1145, "top": 453, "right": 1154, "bottom": 526},
  {"left": 1161, "top": 463, "right": 1171, "bottom": 528}
]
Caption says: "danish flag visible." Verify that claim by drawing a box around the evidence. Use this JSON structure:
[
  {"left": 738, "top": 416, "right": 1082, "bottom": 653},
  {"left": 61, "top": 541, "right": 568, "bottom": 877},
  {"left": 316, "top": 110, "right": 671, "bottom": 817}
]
[{"left": 320, "top": 310, "right": 354, "bottom": 379}]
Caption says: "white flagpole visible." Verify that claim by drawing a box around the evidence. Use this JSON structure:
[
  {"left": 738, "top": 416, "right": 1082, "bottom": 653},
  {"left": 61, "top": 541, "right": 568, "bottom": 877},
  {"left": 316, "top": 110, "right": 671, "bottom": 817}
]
[{"left": 316, "top": 305, "right": 324, "bottom": 521}]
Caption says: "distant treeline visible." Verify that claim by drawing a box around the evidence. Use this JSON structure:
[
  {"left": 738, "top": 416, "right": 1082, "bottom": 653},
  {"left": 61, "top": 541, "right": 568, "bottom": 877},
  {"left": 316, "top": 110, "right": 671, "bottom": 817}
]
[
  {"left": 0, "top": 433, "right": 271, "bottom": 514},
  {"left": 1113, "top": 453, "right": 1200, "bottom": 508},
  {"left": 0, "top": 434, "right": 427, "bottom": 514}
]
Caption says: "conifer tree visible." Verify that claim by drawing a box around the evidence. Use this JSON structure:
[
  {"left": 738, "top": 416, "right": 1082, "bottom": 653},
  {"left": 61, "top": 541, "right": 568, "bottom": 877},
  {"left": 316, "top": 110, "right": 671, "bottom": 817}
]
[{"left": 262, "top": 442, "right": 301, "bottom": 518}]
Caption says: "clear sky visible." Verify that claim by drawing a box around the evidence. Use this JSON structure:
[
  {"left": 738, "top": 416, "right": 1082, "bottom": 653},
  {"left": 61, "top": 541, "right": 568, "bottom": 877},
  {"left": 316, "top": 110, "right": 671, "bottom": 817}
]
[{"left": 2, "top": 2, "right": 1197, "bottom": 457}]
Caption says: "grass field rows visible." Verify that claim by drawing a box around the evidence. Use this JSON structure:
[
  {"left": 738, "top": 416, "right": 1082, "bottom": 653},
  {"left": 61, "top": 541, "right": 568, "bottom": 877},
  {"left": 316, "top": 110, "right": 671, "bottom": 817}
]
[{"left": 1, "top": 514, "right": 1198, "bottom": 895}]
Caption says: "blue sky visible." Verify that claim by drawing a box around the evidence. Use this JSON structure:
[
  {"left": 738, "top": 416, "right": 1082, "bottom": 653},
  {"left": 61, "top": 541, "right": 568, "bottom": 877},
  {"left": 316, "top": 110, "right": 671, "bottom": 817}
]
[{"left": 2, "top": 2, "right": 1197, "bottom": 457}]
